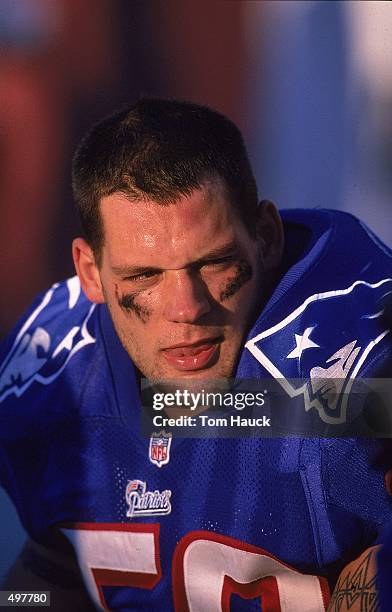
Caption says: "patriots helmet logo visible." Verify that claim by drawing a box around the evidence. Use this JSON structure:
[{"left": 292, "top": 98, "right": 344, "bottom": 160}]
[
  {"left": 0, "top": 277, "right": 96, "bottom": 402},
  {"left": 126, "top": 479, "right": 145, "bottom": 498},
  {"left": 246, "top": 279, "right": 392, "bottom": 424}
]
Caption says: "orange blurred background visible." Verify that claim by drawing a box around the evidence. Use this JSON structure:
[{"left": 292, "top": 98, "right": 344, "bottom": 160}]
[
  {"left": 0, "top": 0, "right": 251, "bottom": 336},
  {"left": 2, "top": 1, "right": 392, "bottom": 337}
]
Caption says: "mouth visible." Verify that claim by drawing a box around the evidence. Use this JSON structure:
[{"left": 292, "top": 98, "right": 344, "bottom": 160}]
[{"left": 161, "top": 337, "right": 222, "bottom": 371}]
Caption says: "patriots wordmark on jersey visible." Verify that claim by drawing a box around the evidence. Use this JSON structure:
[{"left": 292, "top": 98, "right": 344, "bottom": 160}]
[{"left": 0, "top": 210, "right": 392, "bottom": 611}]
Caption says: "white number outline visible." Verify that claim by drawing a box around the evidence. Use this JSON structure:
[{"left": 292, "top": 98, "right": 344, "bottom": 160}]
[{"left": 62, "top": 524, "right": 330, "bottom": 611}]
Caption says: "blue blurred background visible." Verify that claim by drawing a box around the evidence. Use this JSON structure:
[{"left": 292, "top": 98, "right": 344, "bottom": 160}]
[{"left": 1, "top": 0, "right": 392, "bottom": 581}]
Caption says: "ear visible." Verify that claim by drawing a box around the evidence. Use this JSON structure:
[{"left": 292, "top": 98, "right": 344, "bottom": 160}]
[
  {"left": 256, "top": 200, "right": 284, "bottom": 271},
  {"left": 72, "top": 238, "right": 105, "bottom": 304}
]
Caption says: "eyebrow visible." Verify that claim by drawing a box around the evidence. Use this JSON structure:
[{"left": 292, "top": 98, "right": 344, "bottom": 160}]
[{"left": 111, "top": 241, "right": 239, "bottom": 277}]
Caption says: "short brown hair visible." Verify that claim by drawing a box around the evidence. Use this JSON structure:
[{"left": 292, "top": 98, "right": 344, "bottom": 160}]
[{"left": 72, "top": 98, "right": 258, "bottom": 264}]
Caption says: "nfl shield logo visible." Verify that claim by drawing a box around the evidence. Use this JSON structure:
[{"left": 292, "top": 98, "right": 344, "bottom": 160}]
[{"left": 149, "top": 430, "right": 172, "bottom": 467}]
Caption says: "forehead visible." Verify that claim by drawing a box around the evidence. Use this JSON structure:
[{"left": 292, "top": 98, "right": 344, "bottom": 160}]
[{"left": 99, "top": 180, "right": 246, "bottom": 268}]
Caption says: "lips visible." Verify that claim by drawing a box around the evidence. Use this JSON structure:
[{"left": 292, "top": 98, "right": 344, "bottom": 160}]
[{"left": 161, "top": 338, "right": 222, "bottom": 371}]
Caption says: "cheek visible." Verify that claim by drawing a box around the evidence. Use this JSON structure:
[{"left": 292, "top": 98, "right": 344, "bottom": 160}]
[
  {"left": 219, "top": 259, "right": 253, "bottom": 302},
  {"left": 114, "top": 283, "right": 153, "bottom": 324}
]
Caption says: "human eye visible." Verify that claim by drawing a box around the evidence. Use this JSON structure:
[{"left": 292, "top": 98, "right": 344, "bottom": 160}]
[
  {"left": 125, "top": 270, "right": 161, "bottom": 284},
  {"left": 200, "top": 255, "right": 235, "bottom": 272}
]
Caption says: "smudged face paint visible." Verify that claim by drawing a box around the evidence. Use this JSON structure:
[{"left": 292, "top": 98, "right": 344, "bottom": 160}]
[
  {"left": 115, "top": 284, "right": 150, "bottom": 323},
  {"left": 97, "top": 178, "right": 279, "bottom": 379},
  {"left": 219, "top": 259, "right": 253, "bottom": 302}
]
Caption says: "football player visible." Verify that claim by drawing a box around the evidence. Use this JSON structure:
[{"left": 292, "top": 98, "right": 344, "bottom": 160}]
[{"left": 1, "top": 99, "right": 391, "bottom": 611}]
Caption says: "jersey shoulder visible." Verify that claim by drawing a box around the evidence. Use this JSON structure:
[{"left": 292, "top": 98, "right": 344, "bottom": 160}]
[
  {"left": 0, "top": 279, "right": 139, "bottom": 537},
  {"left": 239, "top": 209, "right": 392, "bottom": 426},
  {"left": 0, "top": 277, "right": 101, "bottom": 417},
  {"left": 280, "top": 208, "right": 392, "bottom": 285}
]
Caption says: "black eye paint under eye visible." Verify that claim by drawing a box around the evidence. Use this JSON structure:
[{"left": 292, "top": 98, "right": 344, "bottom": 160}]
[
  {"left": 115, "top": 284, "right": 150, "bottom": 323},
  {"left": 219, "top": 259, "right": 253, "bottom": 301}
]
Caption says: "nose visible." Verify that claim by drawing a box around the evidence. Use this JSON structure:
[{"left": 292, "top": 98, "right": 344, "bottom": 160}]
[{"left": 163, "top": 270, "right": 211, "bottom": 323}]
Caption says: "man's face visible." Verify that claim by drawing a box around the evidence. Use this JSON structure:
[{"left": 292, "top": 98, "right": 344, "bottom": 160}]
[{"left": 96, "top": 180, "right": 272, "bottom": 379}]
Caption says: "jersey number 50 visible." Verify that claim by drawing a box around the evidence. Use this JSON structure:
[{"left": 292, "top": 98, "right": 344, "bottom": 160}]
[{"left": 62, "top": 523, "right": 330, "bottom": 611}]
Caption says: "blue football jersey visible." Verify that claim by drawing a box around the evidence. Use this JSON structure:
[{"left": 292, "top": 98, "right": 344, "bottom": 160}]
[
  {"left": 378, "top": 522, "right": 392, "bottom": 612},
  {"left": 1, "top": 209, "right": 391, "bottom": 611}
]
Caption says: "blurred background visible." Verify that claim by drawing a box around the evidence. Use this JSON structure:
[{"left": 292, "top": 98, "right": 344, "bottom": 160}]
[{"left": 1, "top": 0, "right": 392, "bottom": 581}]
